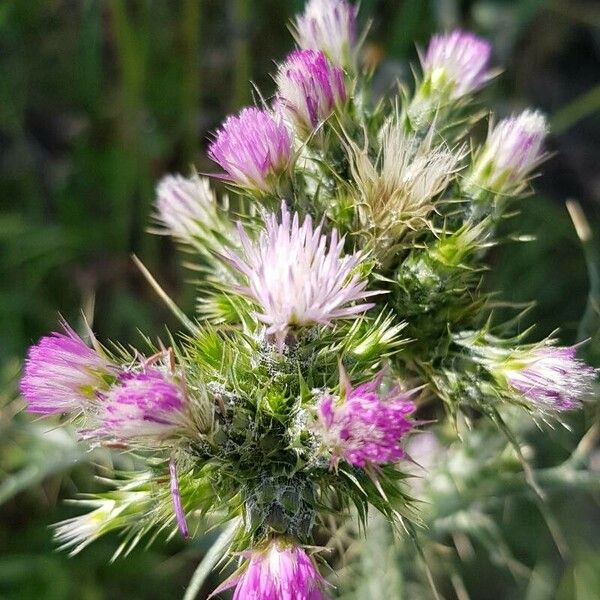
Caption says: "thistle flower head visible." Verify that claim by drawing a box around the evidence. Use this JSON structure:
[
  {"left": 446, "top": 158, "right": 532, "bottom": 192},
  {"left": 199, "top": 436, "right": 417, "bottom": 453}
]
[
  {"left": 503, "top": 345, "right": 596, "bottom": 411},
  {"left": 276, "top": 49, "right": 346, "bottom": 135},
  {"left": 294, "top": 0, "right": 358, "bottom": 68},
  {"left": 155, "top": 173, "right": 218, "bottom": 240},
  {"left": 422, "top": 30, "right": 492, "bottom": 98},
  {"left": 348, "top": 124, "right": 460, "bottom": 258},
  {"left": 317, "top": 373, "right": 415, "bottom": 467},
  {"left": 469, "top": 110, "right": 548, "bottom": 195},
  {"left": 225, "top": 203, "right": 377, "bottom": 349},
  {"left": 217, "top": 539, "right": 324, "bottom": 600},
  {"left": 92, "top": 370, "right": 186, "bottom": 441},
  {"left": 20, "top": 323, "right": 112, "bottom": 415},
  {"left": 208, "top": 107, "right": 293, "bottom": 194}
]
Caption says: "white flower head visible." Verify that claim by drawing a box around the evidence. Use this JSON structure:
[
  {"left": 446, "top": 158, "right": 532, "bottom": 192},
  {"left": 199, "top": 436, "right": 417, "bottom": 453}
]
[
  {"left": 224, "top": 202, "right": 378, "bottom": 349},
  {"left": 155, "top": 173, "right": 219, "bottom": 240}
]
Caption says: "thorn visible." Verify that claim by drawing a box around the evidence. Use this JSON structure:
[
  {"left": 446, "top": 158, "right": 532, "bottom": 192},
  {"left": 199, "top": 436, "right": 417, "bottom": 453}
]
[{"left": 566, "top": 199, "right": 592, "bottom": 243}]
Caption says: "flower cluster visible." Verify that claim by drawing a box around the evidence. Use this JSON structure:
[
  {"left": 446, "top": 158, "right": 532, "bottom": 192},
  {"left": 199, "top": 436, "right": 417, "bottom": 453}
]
[
  {"left": 22, "top": 334, "right": 187, "bottom": 437},
  {"left": 19, "top": 2, "right": 596, "bottom": 599}
]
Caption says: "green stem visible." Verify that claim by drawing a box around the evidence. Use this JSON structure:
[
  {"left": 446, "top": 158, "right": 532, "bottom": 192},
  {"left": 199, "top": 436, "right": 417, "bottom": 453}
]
[
  {"left": 432, "top": 466, "right": 600, "bottom": 524},
  {"left": 182, "top": 519, "right": 240, "bottom": 600},
  {"left": 551, "top": 85, "right": 600, "bottom": 134},
  {"left": 566, "top": 201, "right": 600, "bottom": 360}
]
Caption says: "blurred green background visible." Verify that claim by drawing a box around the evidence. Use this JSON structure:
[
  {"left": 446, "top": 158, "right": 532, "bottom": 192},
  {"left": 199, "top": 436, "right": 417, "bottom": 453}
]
[{"left": 1, "top": 1, "right": 599, "bottom": 598}]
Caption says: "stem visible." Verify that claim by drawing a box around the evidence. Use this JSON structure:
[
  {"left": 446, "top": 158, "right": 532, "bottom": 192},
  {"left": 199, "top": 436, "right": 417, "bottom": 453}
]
[
  {"left": 552, "top": 84, "right": 600, "bottom": 134},
  {"left": 182, "top": 518, "right": 240, "bottom": 600},
  {"left": 566, "top": 201, "right": 600, "bottom": 359}
]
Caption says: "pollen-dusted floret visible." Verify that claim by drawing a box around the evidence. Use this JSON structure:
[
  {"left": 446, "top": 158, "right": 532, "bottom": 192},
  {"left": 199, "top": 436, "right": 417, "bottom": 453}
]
[
  {"left": 224, "top": 202, "right": 378, "bottom": 349},
  {"left": 421, "top": 30, "right": 492, "bottom": 98},
  {"left": 276, "top": 49, "right": 346, "bottom": 134},
  {"left": 294, "top": 0, "right": 358, "bottom": 68},
  {"left": 208, "top": 107, "right": 293, "bottom": 193},
  {"left": 317, "top": 373, "right": 415, "bottom": 467},
  {"left": 20, "top": 323, "right": 113, "bottom": 415}
]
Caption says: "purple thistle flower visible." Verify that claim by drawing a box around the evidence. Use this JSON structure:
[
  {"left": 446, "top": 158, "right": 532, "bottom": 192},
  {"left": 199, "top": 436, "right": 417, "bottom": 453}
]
[
  {"left": 213, "top": 540, "right": 324, "bottom": 600},
  {"left": 20, "top": 323, "right": 112, "bottom": 415},
  {"left": 276, "top": 49, "right": 346, "bottom": 134},
  {"left": 225, "top": 202, "right": 378, "bottom": 349},
  {"left": 471, "top": 110, "right": 547, "bottom": 194},
  {"left": 317, "top": 373, "right": 415, "bottom": 467},
  {"left": 155, "top": 173, "right": 218, "bottom": 239},
  {"left": 295, "top": 0, "right": 358, "bottom": 68},
  {"left": 208, "top": 107, "right": 293, "bottom": 194},
  {"left": 505, "top": 346, "right": 596, "bottom": 411},
  {"left": 94, "top": 370, "right": 186, "bottom": 440},
  {"left": 422, "top": 30, "right": 492, "bottom": 98}
]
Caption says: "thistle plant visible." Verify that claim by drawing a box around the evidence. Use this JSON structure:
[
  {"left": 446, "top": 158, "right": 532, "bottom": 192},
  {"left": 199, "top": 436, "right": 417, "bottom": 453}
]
[{"left": 18, "top": 1, "right": 597, "bottom": 598}]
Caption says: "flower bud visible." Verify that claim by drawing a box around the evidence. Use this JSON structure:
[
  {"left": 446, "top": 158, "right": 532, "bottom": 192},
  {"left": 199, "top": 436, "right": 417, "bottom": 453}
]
[
  {"left": 421, "top": 30, "right": 492, "bottom": 99},
  {"left": 276, "top": 49, "right": 346, "bottom": 135},
  {"left": 208, "top": 107, "right": 293, "bottom": 194},
  {"left": 155, "top": 174, "right": 218, "bottom": 240},
  {"left": 502, "top": 345, "right": 596, "bottom": 411},
  {"left": 294, "top": 0, "right": 358, "bottom": 68},
  {"left": 468, "top": 110, "right": 547, "bottom": 196}
]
